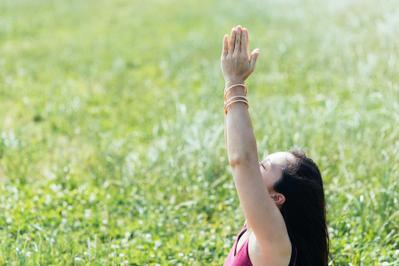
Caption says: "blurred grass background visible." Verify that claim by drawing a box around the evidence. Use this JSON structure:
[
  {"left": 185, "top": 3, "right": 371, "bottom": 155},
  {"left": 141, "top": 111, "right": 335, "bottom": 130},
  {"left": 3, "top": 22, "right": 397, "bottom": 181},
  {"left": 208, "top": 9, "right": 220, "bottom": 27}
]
[{"left": 0, "top": 0, "right": 398, "bottom": 264}]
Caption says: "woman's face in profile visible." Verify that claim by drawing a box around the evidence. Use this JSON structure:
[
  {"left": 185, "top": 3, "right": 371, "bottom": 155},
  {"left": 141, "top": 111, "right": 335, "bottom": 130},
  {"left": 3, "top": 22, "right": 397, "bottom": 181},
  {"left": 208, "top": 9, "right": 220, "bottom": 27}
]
[{"left": 259, "top": 151, "right": 295, "bottom": 193}]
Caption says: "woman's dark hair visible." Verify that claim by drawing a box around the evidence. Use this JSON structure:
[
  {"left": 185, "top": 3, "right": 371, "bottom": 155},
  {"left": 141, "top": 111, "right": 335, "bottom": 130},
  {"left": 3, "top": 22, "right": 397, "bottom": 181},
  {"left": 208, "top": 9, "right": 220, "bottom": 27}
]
[{"left": 273, "top": 149, "right": 329, "bottom": 266}]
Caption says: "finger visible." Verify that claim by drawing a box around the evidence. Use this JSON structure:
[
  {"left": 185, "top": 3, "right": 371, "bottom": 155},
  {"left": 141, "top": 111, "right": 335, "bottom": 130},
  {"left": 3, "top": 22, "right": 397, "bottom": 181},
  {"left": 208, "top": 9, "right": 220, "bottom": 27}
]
[
  {"left": 241, "top": 28, "right": 248, "bottom": 55},
  {"left": 222, "top": 34, "right": 228, "bottom": 57},
  {"left": 228, "top": 28, "right": 235, "bottom": 55},
  {"left": 234, "top": 26, "right": 242, "bottom": 54},
  {"left": 249, "top": 48, "right": 260, "bottom": 70},
  {"left": 246, "top": 28, "right": 250, "bottom": 48}
]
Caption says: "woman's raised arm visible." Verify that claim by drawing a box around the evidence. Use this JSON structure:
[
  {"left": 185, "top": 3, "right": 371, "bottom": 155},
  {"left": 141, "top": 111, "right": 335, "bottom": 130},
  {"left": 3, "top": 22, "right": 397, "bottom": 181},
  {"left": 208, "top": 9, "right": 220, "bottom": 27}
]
[{"left": 221, "top": 25, "right": 291, "bottom": 255}]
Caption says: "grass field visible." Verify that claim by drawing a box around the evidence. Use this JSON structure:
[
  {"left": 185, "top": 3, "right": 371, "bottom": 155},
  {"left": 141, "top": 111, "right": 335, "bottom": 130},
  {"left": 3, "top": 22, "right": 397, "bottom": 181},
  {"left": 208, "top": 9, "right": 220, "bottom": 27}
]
[{"left": 1, "top": 0, "right": 398, "bottom": 264}]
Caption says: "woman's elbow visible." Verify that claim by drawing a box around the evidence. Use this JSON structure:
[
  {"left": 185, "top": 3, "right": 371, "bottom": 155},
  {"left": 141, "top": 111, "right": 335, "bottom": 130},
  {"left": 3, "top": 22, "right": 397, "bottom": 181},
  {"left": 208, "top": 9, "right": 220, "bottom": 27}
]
[{"left": 228, "top": 152, "right": 252, "bottom": 168}]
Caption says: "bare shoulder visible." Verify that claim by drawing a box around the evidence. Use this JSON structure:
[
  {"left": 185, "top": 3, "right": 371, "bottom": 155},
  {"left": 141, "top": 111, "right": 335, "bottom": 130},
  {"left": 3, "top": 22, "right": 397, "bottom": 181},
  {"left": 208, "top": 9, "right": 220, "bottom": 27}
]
[{"left": 247, "top": 230, "right": 292, "bottom": 266}]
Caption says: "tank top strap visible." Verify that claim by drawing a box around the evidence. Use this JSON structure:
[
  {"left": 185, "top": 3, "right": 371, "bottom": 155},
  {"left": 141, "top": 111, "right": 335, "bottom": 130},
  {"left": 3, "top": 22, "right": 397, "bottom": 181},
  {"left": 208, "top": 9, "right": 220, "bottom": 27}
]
[{"left": 234, "top": 225, "right": 248, "bottom": 256}]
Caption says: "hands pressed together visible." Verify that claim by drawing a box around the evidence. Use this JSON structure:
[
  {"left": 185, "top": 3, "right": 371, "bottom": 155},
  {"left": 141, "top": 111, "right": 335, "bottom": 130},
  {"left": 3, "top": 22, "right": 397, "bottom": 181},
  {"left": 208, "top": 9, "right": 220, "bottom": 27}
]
[{"left": 221, "top": 25, "right": 260, "bottom": 87}]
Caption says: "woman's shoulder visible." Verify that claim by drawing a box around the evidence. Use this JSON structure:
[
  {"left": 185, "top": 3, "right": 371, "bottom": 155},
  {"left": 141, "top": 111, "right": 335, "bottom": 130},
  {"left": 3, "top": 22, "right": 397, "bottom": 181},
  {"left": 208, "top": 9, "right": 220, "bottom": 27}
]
[{"left": 248, "top": 231, "right": 296, "bottom": 266}]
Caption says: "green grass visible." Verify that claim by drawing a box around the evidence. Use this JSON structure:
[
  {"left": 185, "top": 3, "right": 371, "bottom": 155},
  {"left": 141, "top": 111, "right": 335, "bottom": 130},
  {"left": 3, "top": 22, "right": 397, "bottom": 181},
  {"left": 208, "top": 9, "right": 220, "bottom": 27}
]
[{"left": 1, "top": 0, "right": 398, "bottom": 264}]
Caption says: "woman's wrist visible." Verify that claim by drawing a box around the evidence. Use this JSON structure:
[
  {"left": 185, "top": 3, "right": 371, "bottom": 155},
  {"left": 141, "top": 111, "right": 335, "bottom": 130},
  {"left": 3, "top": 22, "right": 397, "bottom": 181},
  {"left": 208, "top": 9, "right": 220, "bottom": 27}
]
[
  {"left": 225, "top": 86, "right": 246, "bottom": 99},
  {"left": 223, "top": 80, "right": 249, "bottom": 114},
  {"left": 225, "top": 79, "right": 245, "bottom": 88},
  {"left": 224, "top": 80, "right": 247, "bottom": 99}
]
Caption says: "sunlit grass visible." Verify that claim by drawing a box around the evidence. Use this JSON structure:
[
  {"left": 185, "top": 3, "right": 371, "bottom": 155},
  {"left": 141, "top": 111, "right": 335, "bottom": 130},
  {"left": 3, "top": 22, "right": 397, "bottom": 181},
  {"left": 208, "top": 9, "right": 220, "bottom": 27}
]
[{"left": 0, "top": 0, "right": 398, "bottom": 264}]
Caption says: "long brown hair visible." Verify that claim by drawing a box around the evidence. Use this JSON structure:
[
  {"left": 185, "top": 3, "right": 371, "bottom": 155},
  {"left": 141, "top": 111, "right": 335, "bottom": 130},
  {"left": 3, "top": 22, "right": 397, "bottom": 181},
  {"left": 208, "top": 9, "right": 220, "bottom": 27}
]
[{"left": 273, "top": 149, "right": 329, "bottom": 266}]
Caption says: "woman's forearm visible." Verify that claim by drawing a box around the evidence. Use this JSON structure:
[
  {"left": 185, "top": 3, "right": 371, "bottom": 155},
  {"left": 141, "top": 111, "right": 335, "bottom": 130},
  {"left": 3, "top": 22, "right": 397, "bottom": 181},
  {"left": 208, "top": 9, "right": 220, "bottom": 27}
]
[{"left": 225, "top": 83, "right": 259, "bottom": 166}]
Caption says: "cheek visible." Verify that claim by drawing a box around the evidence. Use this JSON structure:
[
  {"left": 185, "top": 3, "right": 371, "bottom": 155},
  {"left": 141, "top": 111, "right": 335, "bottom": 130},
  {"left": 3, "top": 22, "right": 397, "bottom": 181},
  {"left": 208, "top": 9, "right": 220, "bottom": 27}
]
[{"left": 261, "top": 173, "right": 274, "bottom": 192}]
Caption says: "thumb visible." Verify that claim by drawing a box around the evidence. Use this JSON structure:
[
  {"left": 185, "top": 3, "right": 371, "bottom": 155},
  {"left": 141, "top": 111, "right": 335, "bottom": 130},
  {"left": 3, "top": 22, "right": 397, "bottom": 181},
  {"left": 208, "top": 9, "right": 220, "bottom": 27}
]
[{"left": 249, "top": 48, "right": 260, "bottom": 71}]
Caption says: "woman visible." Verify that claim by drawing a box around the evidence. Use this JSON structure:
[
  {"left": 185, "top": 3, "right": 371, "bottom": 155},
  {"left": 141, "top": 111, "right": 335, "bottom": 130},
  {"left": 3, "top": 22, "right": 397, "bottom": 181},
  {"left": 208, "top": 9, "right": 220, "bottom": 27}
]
[{"left": 221, "top": 25, "right": 329, "bottom": 266}]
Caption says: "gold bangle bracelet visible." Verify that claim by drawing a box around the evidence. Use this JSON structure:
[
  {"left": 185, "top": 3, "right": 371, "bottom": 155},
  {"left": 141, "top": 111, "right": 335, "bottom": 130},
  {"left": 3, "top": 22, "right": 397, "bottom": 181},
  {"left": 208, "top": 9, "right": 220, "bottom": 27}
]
[
  {"left": 224, "top": 99, "right": 249, "bottom": 114},
  {"left": 224, "top": 95, "right": 248, "bottom": 105},
  {"left": 224, "top": 84, "right": 247, "bottom": 101}
]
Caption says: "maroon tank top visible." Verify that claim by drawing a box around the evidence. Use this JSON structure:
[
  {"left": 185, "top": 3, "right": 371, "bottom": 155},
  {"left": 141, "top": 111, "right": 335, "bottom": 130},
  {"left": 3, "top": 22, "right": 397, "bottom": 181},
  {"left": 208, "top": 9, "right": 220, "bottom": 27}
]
[{"left": 223, "top": 223, "right": 298, "bottom": 266}]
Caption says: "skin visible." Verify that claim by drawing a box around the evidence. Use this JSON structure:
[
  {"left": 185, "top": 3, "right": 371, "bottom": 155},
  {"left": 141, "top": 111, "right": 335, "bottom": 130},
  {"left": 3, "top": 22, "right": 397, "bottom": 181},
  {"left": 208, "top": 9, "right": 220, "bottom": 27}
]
[
  {"left": 221, "top": 25, "right": 296, "bottom": 265},
  {"left": 260, "top": 151, "right": 296, "bottom": 207}
]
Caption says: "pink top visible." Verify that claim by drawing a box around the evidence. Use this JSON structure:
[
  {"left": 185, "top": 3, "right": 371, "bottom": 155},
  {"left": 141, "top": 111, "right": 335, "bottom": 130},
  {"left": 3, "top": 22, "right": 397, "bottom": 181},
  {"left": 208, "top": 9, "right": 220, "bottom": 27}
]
[{"left": 223, "top": 223, "right": 298, "bottom": 266}]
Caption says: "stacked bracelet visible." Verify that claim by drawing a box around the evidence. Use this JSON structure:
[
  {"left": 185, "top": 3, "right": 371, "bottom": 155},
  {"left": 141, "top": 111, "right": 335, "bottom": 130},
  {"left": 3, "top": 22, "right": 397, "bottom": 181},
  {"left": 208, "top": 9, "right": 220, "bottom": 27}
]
[
  {"left": 223, "top": 84, "right": 249, "bottom": 115},
  {"left": 224, "top": 97, "right": 249, "bottom": 114},
  {"left": 224, "top": 83, "right": 247, "bottom": 101}
]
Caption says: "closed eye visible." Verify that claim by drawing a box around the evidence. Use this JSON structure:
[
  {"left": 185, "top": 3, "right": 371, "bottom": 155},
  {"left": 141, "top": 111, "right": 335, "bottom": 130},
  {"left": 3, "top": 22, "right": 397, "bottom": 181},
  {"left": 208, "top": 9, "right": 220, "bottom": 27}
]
[{"left": 260, "top": 162, "right": 266, "bottom": 170}]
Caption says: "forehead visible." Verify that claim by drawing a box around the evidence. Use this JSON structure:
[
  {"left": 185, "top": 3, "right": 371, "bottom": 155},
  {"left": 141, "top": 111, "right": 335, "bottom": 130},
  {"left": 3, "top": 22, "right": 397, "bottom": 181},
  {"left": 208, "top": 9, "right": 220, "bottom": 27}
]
[
  {"left": 262, "top": 151, "right": 296, "bottom": 166},
  {"left": 260, "top": 152, "right": 297, "bottom": 189}
]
